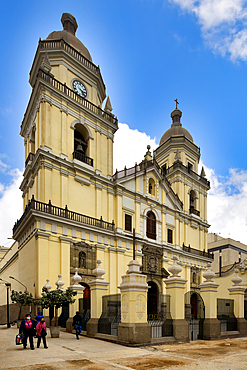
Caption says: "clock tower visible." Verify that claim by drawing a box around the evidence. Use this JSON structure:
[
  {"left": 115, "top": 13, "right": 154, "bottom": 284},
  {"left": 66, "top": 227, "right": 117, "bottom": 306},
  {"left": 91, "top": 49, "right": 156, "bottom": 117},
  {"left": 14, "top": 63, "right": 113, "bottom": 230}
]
[{"left": 21, "top": 13, "right": 118, "bottom": 214}]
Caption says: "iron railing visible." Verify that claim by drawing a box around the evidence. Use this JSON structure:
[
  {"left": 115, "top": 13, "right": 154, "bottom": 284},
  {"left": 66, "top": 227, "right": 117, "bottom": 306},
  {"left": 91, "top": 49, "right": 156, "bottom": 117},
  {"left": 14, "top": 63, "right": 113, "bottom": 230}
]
[
  {"left": 36, "top": 69, "right": 117, "bottom": 126},
  {"left": 13, "top": 196, "right": 115, "bottom": 235},
  {"left": 165, "top": 160, "right": 210, "bottom": 187},
  {"left": 189, "top": 206, "right": 200, "bottom": 217},
  {"left": 182, "top": 243, "right": 214, "bottom": 259},
  {"left": 31, "top": 38, "right": 101, "bottom": 79},
  {"left": 73, "top": 151, "right": 93, "bottom": 167}
]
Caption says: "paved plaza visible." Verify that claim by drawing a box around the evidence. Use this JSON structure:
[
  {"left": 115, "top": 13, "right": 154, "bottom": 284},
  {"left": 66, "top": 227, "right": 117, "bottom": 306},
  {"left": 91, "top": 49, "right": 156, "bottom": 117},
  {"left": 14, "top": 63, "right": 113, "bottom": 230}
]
[{"left": 1, "top": 326, "right": 247, "bottom": 369}]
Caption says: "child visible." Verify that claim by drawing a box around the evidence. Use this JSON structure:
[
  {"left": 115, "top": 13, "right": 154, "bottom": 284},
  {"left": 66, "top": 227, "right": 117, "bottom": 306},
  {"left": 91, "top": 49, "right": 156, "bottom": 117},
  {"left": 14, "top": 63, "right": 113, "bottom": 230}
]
[{"left": 36, "top": 317, "right": 48, "bottom": 348}]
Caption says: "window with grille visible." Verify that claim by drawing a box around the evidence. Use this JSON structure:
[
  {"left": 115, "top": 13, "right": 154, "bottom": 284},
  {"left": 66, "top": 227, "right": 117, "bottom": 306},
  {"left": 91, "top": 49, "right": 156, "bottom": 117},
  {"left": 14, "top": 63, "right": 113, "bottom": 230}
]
[
  {"left": 125, "top": 214, "right": 132, "bottom": 232},
  {"left": 146, "top": 211, "right": 156, "bottom": 240},
  {"left": 167, "top": 229, "right": 173, "bottom": 244}
]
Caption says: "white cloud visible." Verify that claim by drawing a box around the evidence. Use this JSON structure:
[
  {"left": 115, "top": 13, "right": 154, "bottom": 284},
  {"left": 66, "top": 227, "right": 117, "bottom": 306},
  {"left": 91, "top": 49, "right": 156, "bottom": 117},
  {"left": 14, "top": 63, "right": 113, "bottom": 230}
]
[
  {"left": 0, "top": 169, "right": 23, "bottom": 247},
  {"left": 202, "top": 163, "right": 247, "bottom": 244},
  {"left": 113, "top": 123, "right": 158, "bottom": 171},
  {"left": 170, "top": 0, "right": 247, "bottom": 61}
]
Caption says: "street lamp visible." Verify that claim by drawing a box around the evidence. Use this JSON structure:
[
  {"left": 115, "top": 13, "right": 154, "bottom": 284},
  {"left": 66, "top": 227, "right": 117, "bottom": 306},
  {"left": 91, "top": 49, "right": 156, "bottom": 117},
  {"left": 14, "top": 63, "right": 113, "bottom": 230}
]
[
  {"left": 9, "top": 276, "right": 27, "bottom": 291},
  {"left": 0, "top": 278, "right": 11, "bottom": 328}
]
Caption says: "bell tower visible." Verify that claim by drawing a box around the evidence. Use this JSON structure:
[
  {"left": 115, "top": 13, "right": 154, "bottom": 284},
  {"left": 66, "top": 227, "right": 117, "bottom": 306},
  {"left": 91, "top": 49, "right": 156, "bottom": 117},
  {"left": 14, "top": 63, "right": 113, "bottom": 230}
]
[
  {"left": 20, "top": 13, "right": 118, "bottom": 213},
  {"left": 154, "top": 103, "right": 210, "bottom": 222}
]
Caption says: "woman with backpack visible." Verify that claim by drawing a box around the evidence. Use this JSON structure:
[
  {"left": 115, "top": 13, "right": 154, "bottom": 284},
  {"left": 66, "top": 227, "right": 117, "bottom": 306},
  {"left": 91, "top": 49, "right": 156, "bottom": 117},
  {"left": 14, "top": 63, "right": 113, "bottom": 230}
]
[{"left": 36, "top": 317, "right": 48, "bottom": 348}]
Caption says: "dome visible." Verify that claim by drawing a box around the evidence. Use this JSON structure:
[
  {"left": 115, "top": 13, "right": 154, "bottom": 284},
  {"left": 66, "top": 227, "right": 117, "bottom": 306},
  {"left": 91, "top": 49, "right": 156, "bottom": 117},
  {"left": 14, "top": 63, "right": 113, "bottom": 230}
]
[
  {"left": 46, "top": 13, "right": 92, "bottom": 62},
  {"left": 159, "top": 108, "right": 193, "bottom": 145}
]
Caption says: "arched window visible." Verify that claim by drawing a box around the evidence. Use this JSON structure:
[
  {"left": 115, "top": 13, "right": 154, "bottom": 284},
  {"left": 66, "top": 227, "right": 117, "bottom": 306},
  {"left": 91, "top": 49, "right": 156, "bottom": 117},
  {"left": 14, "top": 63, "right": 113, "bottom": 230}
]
[
  {"left": 73, "top": 123, "right": 93, "bottom": 166},
  {"left": 148, "top": 178, "right": 155, "bottom": 196},
  {"left": 189, "top": 190, "right": 196, "bottom": 212},
  {"left": 146, "top": 211, "right": 156, "bottom": 240},
  {"left": 74, "top": 129, "right": 87, "bottom": 154},
  {"left": 79, "top": 251, "right": 86, "bottom": 268}
]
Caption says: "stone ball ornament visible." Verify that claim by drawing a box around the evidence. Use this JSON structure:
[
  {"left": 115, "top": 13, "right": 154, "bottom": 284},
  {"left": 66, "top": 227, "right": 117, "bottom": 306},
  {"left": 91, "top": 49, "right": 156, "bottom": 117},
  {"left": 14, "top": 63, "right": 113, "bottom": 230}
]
[{"left": 168, "top": 255, "right": 182, "bottom": 277}]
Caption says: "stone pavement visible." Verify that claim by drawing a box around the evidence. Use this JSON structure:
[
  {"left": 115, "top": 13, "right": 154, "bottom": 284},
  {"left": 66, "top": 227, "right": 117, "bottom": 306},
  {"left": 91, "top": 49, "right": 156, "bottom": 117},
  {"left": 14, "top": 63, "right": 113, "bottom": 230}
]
[{"left": 1, "top": 325, "right": 247, "bottom": 369}]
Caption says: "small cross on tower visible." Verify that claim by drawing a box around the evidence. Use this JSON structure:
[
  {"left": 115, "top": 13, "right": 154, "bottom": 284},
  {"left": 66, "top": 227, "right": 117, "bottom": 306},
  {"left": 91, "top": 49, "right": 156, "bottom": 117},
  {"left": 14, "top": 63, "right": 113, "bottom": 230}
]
[{"left": 174, "top": 98, "right": 179, "bottom": 109}]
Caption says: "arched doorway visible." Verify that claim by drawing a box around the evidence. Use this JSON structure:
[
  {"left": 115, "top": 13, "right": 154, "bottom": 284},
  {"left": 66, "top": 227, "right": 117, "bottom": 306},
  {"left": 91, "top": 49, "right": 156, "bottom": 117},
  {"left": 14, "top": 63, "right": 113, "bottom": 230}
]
[
  {"left": 79, "top": 283, "right": 91, "bottom": 331},
  {"left": 147, "top": 281, "right": 158, "bottom": 320},
  {"left": 185, "top": 291, "right": 205, "bottom": 340}
]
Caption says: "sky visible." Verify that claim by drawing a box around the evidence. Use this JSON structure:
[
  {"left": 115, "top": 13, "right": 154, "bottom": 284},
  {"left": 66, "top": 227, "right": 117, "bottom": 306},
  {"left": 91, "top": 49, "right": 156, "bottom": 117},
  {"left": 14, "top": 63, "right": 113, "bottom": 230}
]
[{"left": 0, "top": 0, "right": 247, "bottom": 246}]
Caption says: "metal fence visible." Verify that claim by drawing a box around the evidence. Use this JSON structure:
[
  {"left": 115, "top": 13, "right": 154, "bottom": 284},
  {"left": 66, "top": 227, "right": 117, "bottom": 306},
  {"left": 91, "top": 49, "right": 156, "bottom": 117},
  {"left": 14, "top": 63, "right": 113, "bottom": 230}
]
[
  {"left": 147, "top": 294, "right": 173, "bottom": 338},
  {"left": 79, "top": 298, "right": 90, "bottom": 331},
  {"left": 98, "top": 294, "right": 121, "bottom": 336},
  {"left": 217, "top": 298, "right": 237, "bottom": 332}
]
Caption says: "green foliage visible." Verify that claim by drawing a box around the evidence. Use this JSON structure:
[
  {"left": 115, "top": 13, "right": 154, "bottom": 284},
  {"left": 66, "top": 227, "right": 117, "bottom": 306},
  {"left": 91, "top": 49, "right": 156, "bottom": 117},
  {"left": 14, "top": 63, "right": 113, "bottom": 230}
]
[
  {"left": 11, "top": 290, "right": 34, "bottom": 306},
  {"left": 36, "top": 287, "right": 77, "bottom": 309}
]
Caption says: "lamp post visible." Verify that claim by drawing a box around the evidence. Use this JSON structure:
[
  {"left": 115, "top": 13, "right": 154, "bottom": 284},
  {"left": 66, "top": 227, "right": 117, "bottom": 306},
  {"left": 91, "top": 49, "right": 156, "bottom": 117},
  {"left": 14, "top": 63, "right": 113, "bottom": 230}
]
[
  {"left": 0, "top": 278, "right": 11, "bottom": 328},
  {"left": 9, "top": 276, "right": 27, "bottom": 291}
]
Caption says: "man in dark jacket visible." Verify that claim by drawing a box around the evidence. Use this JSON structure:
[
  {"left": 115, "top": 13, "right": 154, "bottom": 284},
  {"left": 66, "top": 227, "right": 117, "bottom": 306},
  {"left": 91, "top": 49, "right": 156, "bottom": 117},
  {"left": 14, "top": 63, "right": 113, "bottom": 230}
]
[
  {"left": 72, "top": 311, "right": 82, "bottom": 340},
  {"left": 19, "top": 313, "right": 36, "bottom": 350}
]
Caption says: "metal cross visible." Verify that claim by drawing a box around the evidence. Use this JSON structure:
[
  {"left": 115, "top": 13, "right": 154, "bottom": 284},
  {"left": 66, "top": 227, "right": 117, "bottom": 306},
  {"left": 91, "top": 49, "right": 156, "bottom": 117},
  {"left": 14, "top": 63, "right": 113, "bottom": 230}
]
[{"left": 174, "top": 99, "right": 179, "bottom": 109}]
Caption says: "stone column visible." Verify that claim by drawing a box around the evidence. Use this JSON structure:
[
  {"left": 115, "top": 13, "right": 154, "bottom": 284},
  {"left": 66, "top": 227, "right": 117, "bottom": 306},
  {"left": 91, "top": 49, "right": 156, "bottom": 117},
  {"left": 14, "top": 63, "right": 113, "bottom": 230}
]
[
  {"left": 228, "top": 269, "right": 247, "bottom": 334},
  {"left": 87, "top": 260, "right": 109, "bottom": 337},
  {"left": 164, "top": 256, "right": 189, "bottom": 341},
  {"left": 66, "top": 268, "right": 85, "bottom": 333},
  {"left": 117, "top": 260, "right": 151, "bottom": 345},
  {"left": 199, "top": 263, "right": 221, "bottom": 340}
]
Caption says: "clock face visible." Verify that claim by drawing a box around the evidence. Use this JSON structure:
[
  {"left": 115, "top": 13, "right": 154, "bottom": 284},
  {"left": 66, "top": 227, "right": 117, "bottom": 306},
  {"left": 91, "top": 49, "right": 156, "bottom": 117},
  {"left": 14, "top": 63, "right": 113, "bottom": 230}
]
[{"left": 72, "top": 80, "right": 87, "bottom": 98}]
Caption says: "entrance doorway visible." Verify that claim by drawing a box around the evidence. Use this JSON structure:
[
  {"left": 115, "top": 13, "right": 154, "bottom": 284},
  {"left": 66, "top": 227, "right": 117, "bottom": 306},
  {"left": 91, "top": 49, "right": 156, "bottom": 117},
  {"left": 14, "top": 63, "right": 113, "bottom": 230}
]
[
  {"left": 147, "top": 281, "right": 158, "bottom": 320},
  {"left": 185, "top": 291, "right": 205, "bottom": 340},
  {"left": 79, "top": 283, "right": 91, "bottom": 331}
]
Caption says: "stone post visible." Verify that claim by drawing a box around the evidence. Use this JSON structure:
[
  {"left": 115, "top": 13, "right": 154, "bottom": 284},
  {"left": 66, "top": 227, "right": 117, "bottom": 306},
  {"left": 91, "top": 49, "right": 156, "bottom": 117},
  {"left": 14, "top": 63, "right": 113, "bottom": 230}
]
[
  {"left": 199, "top": 263, "right": 221, "bottom": 340},
  {"left": 164, "top": 256, "right": 189, "bottom": 341},
  {"left": 87, "top": 260, "right": 109, "bottom": 337},
  {"left": 66, "top": 268, "right": 85, "bottom": 333},
  {"left": 228, "top": 269, "right": 247, "bottom": 334},
  {"left": 117, "top": 260, "right": 151, "bottom": 345}
]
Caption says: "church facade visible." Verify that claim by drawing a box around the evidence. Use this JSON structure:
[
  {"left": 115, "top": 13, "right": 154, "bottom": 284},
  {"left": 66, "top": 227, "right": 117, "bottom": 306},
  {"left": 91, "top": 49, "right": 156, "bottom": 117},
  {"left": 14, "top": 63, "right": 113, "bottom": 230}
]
[{"left": 0, "top": 14, "right": 213, "bottom": 323}]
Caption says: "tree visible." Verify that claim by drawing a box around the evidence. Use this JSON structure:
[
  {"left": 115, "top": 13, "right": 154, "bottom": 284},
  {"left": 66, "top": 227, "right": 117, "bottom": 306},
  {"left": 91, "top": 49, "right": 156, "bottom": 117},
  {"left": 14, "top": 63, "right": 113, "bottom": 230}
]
[
  {"left": 10, "top": 290, "right": 34, "bottom": 320},
  {"left": 36, "top": 287, "right": 77, "bottom": 326}
]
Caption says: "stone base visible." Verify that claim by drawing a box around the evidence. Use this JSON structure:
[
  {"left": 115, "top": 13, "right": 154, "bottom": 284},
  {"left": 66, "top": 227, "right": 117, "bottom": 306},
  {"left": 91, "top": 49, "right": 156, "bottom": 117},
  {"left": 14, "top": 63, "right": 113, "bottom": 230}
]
[
  {"left": 203, "top": 318, "right": 221, "bottom": 340},
  {"left": 117, "top": 323, "right": 151, "bottom": 345},
  {"left": 66, "top": 317, "right": 73, "bottom": 333},
  {"left": 86, "top": 318, "right": 99, "bottom": 337},
  {"left": 50, "top": 326, "right": 61, "bottom": 338},
  {"left": 237, "top": 318, "right": 247, "bottom": 334},
  {"left": 172, "top": 319, "right": 189, "bottom": 341}
]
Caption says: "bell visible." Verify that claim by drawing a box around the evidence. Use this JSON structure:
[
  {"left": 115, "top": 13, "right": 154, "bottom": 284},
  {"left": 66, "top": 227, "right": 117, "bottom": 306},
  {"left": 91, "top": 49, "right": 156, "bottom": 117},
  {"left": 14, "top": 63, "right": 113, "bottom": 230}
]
[{"left": 77, "top": 143, "right": 83, "bottom": 152}]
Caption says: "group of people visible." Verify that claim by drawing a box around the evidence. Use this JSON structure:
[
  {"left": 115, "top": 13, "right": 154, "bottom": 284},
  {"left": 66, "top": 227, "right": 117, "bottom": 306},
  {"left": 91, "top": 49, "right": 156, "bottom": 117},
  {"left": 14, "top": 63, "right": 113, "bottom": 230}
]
[
  {"left": 19, "top": 312, "right": 48, "bottom": 350},
  {"left": 19, "top": 311, "right": 83, "bottom": 349}
]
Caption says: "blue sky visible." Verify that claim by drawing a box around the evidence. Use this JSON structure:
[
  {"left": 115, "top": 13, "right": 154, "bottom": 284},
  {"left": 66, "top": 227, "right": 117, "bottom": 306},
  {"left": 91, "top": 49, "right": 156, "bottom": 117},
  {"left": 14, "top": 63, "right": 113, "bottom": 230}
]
[{"left": 1, "top": 0, "right": 247, "bottom": 246}]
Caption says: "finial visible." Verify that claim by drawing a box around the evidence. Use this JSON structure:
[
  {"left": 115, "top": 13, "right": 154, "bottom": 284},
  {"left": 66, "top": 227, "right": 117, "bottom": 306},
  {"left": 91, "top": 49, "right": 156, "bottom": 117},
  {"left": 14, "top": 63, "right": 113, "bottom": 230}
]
[
  {"left": 44, "top": 278, "right": 52, "bottom": 291},
  {"left": 231, "top": 268, "right": 242, "bottom": 286},
  {"left": 144, "top": 145, "right": 152, "bottom": 161},
  {"left": 200, "top": 166, "right": 206, "bottom": 178},
  {"left": 55, "top": 274, "right": 65, "bottom": 292},
  {"left": 93, "top": 260, "right": 106, "bottom": 280},
  {"left": 174, "top": 98, "right": 179, "bottom": 109},
  {"left": 104, "top": 96, "right": 113, "bottom": 113},
  {"left": 71, "top": 267, "right": 82, "bottom": 286},
  {"left": 61, "top": 13, "right": 78, "bottom": 36},
  {"left": 202, "top": 262, "right": 216, "bottom": 282},
  {"left": 168, "top": 255, "right": 182, "bottom": 277}
]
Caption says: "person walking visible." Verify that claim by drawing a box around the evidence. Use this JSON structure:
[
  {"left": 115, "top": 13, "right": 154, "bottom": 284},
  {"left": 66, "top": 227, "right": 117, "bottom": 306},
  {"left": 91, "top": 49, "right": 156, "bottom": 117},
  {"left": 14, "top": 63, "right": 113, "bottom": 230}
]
[
  {"left": 35, "top": 311, "right": 43, "bottom": 323},
  {"left": 72, "top": 311, "right": 82, "bottom": 340},
  {"left": 19, "top": 313, "right": 36, "bottom": 350},
  {"left": 36, "top": 317, "right": 48, "bottom": 349}
]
